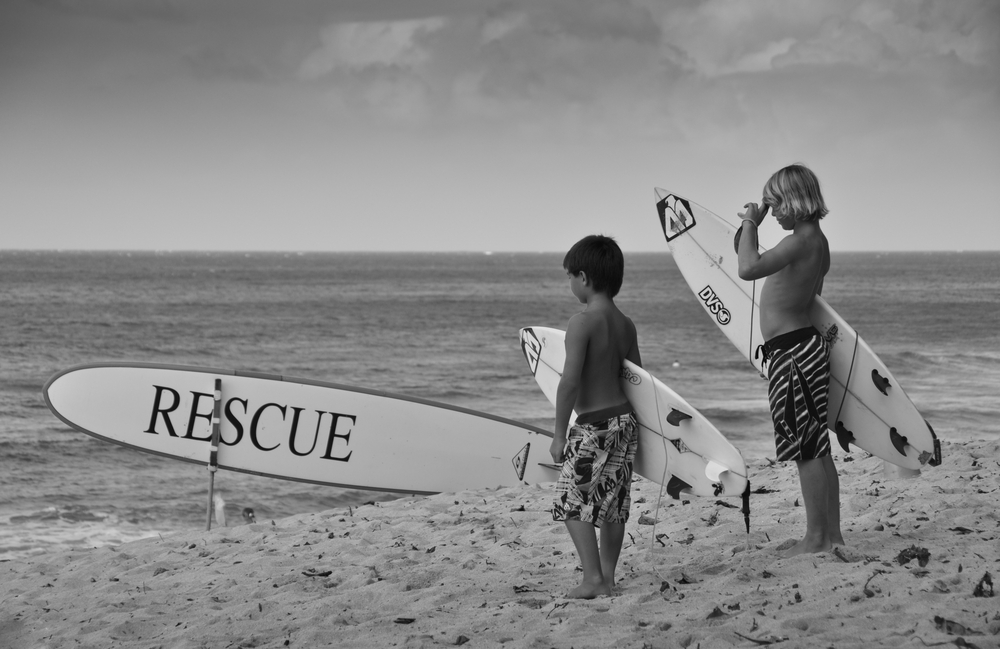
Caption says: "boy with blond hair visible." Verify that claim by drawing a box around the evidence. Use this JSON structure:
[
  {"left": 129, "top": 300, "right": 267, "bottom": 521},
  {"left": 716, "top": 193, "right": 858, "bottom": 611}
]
[{"left": 737, "top": 164, "right": 843, "bottom": 557}]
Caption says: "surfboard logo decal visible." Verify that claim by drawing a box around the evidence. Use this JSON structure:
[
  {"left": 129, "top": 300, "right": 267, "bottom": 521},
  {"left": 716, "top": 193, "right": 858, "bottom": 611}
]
[
  {"left": 512, "top": 443, "right": 529, "bottom": 480},
  {"left": 620, "top": 367, "right": 641, "bottom": 385},
  {"left": 520, "top": 329, "right": 541, "bottom": 375},
  {"left": 823, "top": 324, "right": 840, "bottom": 347},
  {"left": 670, "top": 438, "right": 691, "bottom": 454},
  {"left": 657, "top": 194, "right": 696, "bottom": 242},
  {"left": 697, "top": 286, "right": 731, "bottom": 325}
]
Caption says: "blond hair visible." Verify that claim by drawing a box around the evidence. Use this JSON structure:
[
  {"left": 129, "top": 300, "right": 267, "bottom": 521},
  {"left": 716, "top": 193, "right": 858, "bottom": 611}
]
[{"left": 762, "top": 164, "right": 828, "bottom": 221}]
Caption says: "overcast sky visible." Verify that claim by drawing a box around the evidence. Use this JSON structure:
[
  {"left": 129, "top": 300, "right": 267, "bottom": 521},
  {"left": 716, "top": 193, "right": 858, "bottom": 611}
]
[{"left": 2, "top": 0, "right": 998, "bottom": 252}]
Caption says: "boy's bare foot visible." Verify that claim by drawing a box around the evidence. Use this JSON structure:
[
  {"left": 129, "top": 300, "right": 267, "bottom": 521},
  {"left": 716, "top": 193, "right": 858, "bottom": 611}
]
[
  {"left": 782, "top": 537, "right": 832, "bottom": 558},
  {"left": 566, "top": 580, "right": 611, "bottom": 599}
]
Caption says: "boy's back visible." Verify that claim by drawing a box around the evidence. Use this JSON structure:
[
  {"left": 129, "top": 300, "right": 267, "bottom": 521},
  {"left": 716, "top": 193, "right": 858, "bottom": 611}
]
[{"left": 564, "top": 302, "right": 638, "bottom": 417}]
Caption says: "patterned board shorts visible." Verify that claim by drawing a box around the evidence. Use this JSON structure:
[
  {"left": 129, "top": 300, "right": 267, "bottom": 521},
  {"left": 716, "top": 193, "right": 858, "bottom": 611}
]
[
  {"left": 765, "top": 327, "right": 831, "bottom": 462},
  {"left": 552, "top": 410, "right": 637, "bottom": 527}
]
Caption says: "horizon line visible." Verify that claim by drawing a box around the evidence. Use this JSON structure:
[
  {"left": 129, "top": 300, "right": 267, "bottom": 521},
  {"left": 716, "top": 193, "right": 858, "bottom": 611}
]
[{"left": 0, "top": 248, "right": 995, "bottom": 255}]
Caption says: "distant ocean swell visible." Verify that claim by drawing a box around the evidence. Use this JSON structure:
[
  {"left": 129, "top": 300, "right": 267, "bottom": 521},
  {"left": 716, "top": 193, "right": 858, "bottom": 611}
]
[{"left": 0, "top": 251, "right": 997, "bottom": 561}]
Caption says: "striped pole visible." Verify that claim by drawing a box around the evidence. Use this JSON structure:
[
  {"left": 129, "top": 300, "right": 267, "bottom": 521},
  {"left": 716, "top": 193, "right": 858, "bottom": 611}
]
[{"left": 205, "top": 378, "right": 223, "bottom": 531}]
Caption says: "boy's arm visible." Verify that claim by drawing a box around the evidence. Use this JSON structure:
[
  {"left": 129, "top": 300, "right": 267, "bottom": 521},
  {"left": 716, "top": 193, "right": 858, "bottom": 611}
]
[
  {"left": 737, "top": 202, "right": 801, "bottom": 280},
  {"left": 626, "top": 317, "right": 641, "bottom": 368},
  {"left": 552, "top": 315, "right": 588, "bottom": 462}
]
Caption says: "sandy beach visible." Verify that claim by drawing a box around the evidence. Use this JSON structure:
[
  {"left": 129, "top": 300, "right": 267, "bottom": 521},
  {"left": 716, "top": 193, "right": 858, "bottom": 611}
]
[{"left": 2, "top": 439, "right": 997, "bottom": 649}]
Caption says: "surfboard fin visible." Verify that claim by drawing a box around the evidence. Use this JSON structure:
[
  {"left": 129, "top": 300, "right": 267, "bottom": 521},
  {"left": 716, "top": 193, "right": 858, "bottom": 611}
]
[
  {"left": 889, "top": 427, "right": 908, "bottom": 457},
  {"left": 741, "top": 482, "right": 751, "bottom": 534},
  {"left": 512, "top": 443, "right": 529, "bottom": 480},
  {"left": 834, "top": 421, "right": 855, "bottom": 453},
  {"left": 666, "top": 408, "right": 692, "bottom": 427},
  {"left": 704, "top": 460, "right": 727, "bottom": 482},
  {"left": 872, "top": 370, "right": 891, "bottom": 395},
  {"left": 666, "top": 476, "right": 693, "bottom": 500}
]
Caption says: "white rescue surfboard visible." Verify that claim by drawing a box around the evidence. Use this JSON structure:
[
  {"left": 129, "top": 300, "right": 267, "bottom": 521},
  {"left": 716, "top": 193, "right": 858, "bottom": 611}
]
[
  {"left": 44, "top": 363, "right": 556, "bottom": 495},
  {"left": 654, "top": 189, "right": 941, "bottom": 470},
  {"left": 519, "top": 327, "right": 749, "bottom": 503}
]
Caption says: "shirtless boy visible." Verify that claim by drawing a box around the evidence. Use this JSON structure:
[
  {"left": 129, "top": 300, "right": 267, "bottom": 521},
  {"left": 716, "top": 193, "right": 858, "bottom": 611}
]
[
  {"left": 550, "top": 235, "right": 641, "bottom": 598},
  {"left": 736, "top": 164, "right": 844, "bottom": 557}
]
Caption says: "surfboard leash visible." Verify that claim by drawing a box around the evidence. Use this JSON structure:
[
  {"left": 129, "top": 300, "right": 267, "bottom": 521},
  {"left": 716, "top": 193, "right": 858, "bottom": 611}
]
[
  {"left": 749, "top": 280, "right": 758, "bottom": 368},
  {"left": 832, "top": 330, "right": 860, "bottom": 454},
  {"left": 643, "top": 379, "right": 674, "bottom": 586}
]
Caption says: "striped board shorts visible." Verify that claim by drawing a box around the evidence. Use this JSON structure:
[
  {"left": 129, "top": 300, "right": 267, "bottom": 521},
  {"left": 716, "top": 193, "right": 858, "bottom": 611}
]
[
  {"left": 764, "top": 327, "right": 831, "bottom": 462},
  {"left": 552, "top": 406, "right": 637, "bottom": 527}
]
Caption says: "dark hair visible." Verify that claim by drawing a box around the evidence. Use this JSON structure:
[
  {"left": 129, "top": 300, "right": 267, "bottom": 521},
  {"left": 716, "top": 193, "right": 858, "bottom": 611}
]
[{"left": 563, "top": 235, "right": 624, "bottom": 298}]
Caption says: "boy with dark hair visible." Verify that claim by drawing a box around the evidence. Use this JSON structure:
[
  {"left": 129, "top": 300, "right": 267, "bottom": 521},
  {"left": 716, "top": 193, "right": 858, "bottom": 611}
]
[
  {"left": 562, "top": 235, "right": 625, "bottom": 298},
  {"left": 737, "top": 164, "right": 843, "bottom": 557},
  {"left": 550, "top": 234, "right": 642, "bottom": 598}
]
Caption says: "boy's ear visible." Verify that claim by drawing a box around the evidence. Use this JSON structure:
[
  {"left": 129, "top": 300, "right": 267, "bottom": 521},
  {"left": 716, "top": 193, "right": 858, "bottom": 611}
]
[{"left": 578, "top": 271, "right": 589, "bottom": 286}]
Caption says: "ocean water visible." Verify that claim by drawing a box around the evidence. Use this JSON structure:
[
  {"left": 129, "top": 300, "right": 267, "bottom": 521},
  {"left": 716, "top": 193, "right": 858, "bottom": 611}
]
[{"left": 1, "top": 250, "right": 997, "bottom": 561}]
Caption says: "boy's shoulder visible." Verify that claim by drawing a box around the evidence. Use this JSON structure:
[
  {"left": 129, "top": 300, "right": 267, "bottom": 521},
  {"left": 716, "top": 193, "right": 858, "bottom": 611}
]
[
  {"left": 568, "top": 305, "right": 635, "bottom": 333},
  {"left": 567, "top": 309, "right": 599, "bottom": 329},
  {"left": 780, "top": 224, "right": 826, "bottom": 259}
]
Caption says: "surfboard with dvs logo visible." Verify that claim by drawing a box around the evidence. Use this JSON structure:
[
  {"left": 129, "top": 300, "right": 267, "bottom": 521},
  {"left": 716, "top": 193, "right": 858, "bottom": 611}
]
[
  {"left": 654, "top": 189, "right": 940, "bottom": 470},
  {"left": 44, "top": 363, "right": 556, "bottom": 495}
]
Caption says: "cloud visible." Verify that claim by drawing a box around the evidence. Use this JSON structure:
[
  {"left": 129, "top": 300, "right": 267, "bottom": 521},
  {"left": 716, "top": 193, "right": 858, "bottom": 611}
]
[
  {"left": 772, "top": 0, "right": 1000, "bottom": 71},
  {"left": 726, "top": 38, "right": 797, "bottom": 74},
  {"left": 299, "top": 19, "right": 446, "bottom": 78},
  {"left": 297, "top": 0, "right": 677, "bottom": 132},
  {"left": 647, "top": 0, "right": 844, "bottom": 78},
  {"left": 296, "top": 18, "right": 445, "bottom": 122},
  {"left": 855, "top": 0, "right": 1000, "bottom": 68},
  {"left": 774, "top": 17, "right": 887, "bottom": 69},
  {"left": 284, "top": 0, "right": 996, "bottom": 153},
  {"left": 15, "top": 0, "right": 997, "bottom": 152}
]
